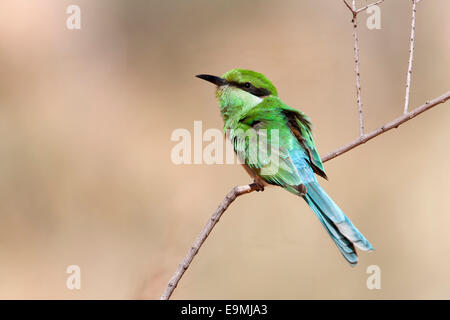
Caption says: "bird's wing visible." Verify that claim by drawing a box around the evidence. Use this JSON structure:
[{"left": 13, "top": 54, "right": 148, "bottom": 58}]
[
  {"left": 230, "top": 104, "right": 303, "bottom": 188},
  {"left": 277, "top": 99, "right": 327, "bottom": 179},
  {"left": 230, "top": 96, "right": 327, "bottom": 190},
  {"left": 236, "top": 97, "right": 327, "bottom": 181}
]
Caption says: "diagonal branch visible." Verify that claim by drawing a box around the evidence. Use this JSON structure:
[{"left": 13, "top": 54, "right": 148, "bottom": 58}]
[
  {"left": 322, "top": 91, "right": 450, "bottom": 162},
  {"left": 160, "top": 91, "right": 450, "bottom": 300},
  {"left": 404, "top": 0, "right": 419, "bottom": 114},
  {"left": 160, "top": 184, "right": 259, "bottom": 300}
]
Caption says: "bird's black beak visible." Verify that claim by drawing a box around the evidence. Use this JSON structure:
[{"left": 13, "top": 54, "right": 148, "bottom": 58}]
[{"left": 196, "top": 74, "right": 227, "bottom": 86}]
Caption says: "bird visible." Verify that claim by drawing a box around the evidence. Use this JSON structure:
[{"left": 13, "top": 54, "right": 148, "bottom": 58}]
[{"left": 196, "top": 68, "right": 373, "bottom": 265}]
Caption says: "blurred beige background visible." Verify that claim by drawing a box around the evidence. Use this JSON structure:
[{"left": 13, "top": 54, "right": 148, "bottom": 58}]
[{"left": 0, "top": 0, "right": 449, "bottom": 299}]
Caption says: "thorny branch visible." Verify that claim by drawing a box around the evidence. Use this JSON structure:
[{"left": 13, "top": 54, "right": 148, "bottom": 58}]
[
  {"left": 159, "top": 184, "right": 258, "bottom": 300},
  {"left": 343, "top": 0, "right": 368, "bottom": 136},
  {"left": 321, "top": 91, "right": 450, "bottom": 162},
  {"left": 342, "top": 0, "right": 385, "bottom": 136},
  {"left": 404, "top": 0, "right": 419, "bottom": 114}
]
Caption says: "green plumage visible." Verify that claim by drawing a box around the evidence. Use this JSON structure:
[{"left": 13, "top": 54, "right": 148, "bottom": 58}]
[{"left": 218, "top": 71, "right": 326, "bottom": 187}]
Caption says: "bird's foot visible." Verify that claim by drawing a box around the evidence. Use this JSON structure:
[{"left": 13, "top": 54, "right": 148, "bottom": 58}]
[
  {"left": 296, "top": 184, "right": 307, "bottom": 196},
  {"left": 251, "top": 180, "right": 265, "bottom": 192}
]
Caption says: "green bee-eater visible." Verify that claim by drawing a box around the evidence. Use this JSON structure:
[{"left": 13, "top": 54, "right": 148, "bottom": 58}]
[{"left": 196, "top": 69, "right": 373, "bottom": 265}]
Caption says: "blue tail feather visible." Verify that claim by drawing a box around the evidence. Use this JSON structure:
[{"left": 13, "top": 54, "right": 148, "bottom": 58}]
[
  {"left": 289, "top": 149, "right": 373, "bottom": 265},
  {"left": 303, "top": 181, "right": 373, "bottom": 265}
]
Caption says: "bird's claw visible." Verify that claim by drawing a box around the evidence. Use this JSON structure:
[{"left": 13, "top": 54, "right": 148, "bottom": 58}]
[
  {"left": 296, "top": 184, "right": 307, "bottom": 196},
  {"left": 251, "top": 181, "right": 265, "bottom": 192}
]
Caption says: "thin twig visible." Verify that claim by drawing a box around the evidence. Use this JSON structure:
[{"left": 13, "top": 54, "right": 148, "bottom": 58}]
[
  {"left": 404, "top": 0, "right": 418, "bottom": 114},
  {"left": 160, "top": 91, "right": 450, "bottom": 299},
  {"left": 343, "top": 0, "right": 354, "bottom": 13},
  {"left": 344, "top": 0, "right": 365, "bottom": 136},
  {"left": 160, "top": 183, "right": 258, "bottom": 300},
  {"left": 352, "top": 13, "right": 364, "bottom": 136},
  {"left": 356, "top": 0, "right": 385, "bottom": 14},
  {"left": 322, "top": 91, "right": 450, "bottom": 162},
  {"left": 344, "top": 0, "right": 385, "bottom": 14},
  {"left": 343, "top": 0, "right": 386, "bottom": 136}
]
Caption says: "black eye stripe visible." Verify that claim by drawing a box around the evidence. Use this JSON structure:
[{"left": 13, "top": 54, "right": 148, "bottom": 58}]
[
  {"left": 248, "top": 87, "right": 272, "bottom": 97},
  {"left": 229, "top": 81, "right": 272, "bottom": 97}
]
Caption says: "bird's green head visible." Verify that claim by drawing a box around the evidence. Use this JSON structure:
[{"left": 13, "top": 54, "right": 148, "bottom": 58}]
[
  {"left": 221, "top": 69, "right": 278, "bottom": 97},
  {"left": 196, "top": 68, "right": 278, "bottom": 98},
  {"left": 196, "top": 69, "right": 278, "bottom": 124}
]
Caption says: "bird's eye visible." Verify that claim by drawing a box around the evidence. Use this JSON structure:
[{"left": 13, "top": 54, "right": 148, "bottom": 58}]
[{"left": 244, "top": 82, "right": 251, "bottom": 88}]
